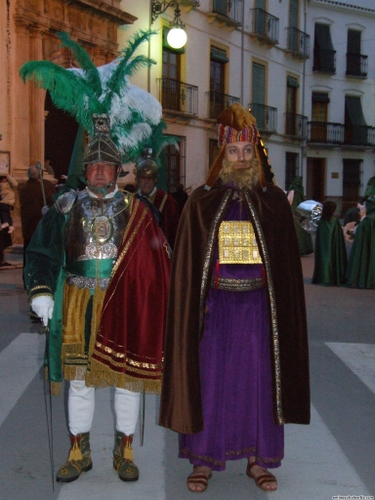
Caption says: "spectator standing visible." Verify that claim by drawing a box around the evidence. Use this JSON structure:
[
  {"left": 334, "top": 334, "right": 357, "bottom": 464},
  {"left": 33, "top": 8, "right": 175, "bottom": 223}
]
[
  {"left": 19, "top": 165, "right": 55, "bottom": 269},
  {"left": 0, "top": 169, "right": 18, "bottom": 234},
  {"left": 312, "top": 201, "right": 348, "bottom": 286},
  {"left": 346, "top": 193, "right": 375, "bottom": 288},
  {"left": 135, "top": 148, "right": 181, "bottom": 249}
]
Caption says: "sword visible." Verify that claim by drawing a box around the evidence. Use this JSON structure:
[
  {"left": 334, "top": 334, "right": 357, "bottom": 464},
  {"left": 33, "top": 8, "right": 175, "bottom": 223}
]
[
  {"left": 140, "top": 390, "right": 146, "bottom": 446},
  {"left": 40, "top": 323, "right": 55, "bottom": 491}
]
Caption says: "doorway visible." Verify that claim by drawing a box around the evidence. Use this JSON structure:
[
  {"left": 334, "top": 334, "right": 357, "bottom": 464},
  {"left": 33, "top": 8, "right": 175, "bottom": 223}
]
[
  {"left": 44, "top": 92, "right": 79, "bottom": 180},
  {"left": 306, "top": 157, "right": 325, "bottom": 202}
]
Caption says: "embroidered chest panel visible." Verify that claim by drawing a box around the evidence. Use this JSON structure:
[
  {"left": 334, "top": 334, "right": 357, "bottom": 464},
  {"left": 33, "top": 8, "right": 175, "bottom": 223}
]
[{"left": 218, "top": 220, "right": 262, "bottom": 264}]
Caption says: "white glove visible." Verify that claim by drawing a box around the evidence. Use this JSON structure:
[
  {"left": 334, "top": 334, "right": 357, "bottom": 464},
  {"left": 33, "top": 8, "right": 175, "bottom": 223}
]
[
  {"left": 41, "top": 205, "right": 49, "bottom": 215},
  {"left": 31, "top": 296, "right": 54, "bottom": 326}
]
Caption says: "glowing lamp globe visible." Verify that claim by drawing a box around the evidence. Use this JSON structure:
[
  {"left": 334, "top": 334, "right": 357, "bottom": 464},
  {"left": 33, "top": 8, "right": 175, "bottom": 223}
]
[{"left": 167, "top": 27, "right": 187, "bottom": 49}]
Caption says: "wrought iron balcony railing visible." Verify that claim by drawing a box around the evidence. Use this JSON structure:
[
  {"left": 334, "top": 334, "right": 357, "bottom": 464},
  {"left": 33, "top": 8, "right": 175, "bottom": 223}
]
[
  {"left": 284, "top": 112, "right": 307, "bottom": 138},
  {"left": 212, "top": 0, "right": 242, "bottom": 24},
  {"left": 307, "top": 122, "right": 375, "bottom": 146},
  {"left": 249, "top": 103, "right": 277, "bottom": 133},
  {"left": 346, "top": 53, "right": 368, "bottom": 78},
  {"left": 313, "top": 48, "right": 336, "bottom": 73},
  {"left": 286, "top": 27, "right": 310, "bottom": 59},
  {"left": 307, "top": 122, "right": 344, "bottom": 144},
  {"left": 209, "top": 90, "right": 240, "bottom": 119},
  {"left": 344, "top": 125, "right": 375, "bottom": 146},
  {"left": 158, "top": 78, "right": 198, "bottom": 116},
  {"left": 249, "top": 8, "right": 279, "bottom": 45}
]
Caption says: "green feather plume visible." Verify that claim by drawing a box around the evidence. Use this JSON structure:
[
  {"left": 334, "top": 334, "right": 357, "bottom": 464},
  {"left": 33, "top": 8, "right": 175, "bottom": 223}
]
[
  {"left": 102, "top": 30, "right": 156, "bottom": 106},
  {"left": 20, "top": 61, "right": 104, "bottom": 134},
  {"left": 57, "top": 32, "right": 102, "bottom": 97}
]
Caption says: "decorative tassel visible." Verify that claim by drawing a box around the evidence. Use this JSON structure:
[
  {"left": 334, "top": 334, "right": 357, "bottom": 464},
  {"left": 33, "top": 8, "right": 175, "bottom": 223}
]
[
  {"left": 68, "top": 437, "right": 83, "bottom": 461},
  {"left": 123, "top": 436, "right": 134, "bottom": 461}
]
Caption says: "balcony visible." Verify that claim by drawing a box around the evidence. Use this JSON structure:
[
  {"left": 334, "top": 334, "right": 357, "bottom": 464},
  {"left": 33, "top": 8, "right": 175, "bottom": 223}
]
[
  {"left": 209, "top": 90, "right": 240, "bottom": 119},
  {"left": 313, "top": 49, "right": 336, "bottom": 73},
  {"left": 346, "top": 53, "right": 368, "bottom": 78},
  {"left": 307, "top": 122, "right": 375, "bottom": 147},
  {"left": 344, "top": 125, "right": 375, "bottom": 147},
  {"left": 249, "top": 103, "right": 277, "bottom": 133},
  {"left": 158, "top": 78, "right": 198, "bottom": 116},
  {"left": 249, "top": 8, "right": 279, "bottom": 46},
  {"left": 286, "top": 27, "right": 310, "bottom": 60},
  {"left": 284, "top": 112, "right": 307, "bottom": 139},
  {"left": 208, "top": 0, "right": 242, "bottom": 29},
  {"left": 307, "top": 122, "right": 344, "bottom": 144}
]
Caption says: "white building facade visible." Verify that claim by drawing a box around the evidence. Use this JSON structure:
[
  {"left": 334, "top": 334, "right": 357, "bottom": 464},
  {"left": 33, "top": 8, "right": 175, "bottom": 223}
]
[{"left": 120, "top": 0, "right": 375, "bottom": 213}]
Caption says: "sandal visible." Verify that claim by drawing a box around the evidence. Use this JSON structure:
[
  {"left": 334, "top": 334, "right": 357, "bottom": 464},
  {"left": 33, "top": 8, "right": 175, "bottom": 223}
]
[
  {"left": 187, "top": 466, "right": 212, "bottom": 493},
  {"left": 246, "top": 462, "right": 277, "bottom": 491}
]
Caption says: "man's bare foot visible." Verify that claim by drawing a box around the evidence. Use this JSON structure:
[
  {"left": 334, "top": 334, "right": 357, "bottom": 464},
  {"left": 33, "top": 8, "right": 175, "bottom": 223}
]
[
  {"left": 187, "top": 466, "right": 212, "bottom": 493},
  {"left": 246, "top": 459, "right": 277, "bottom": 491}
]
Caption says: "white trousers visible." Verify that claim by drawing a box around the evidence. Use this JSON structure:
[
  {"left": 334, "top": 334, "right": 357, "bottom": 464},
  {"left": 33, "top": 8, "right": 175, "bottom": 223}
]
[{"left": 68, "top": 379, "right": 141, "bottom": 436}]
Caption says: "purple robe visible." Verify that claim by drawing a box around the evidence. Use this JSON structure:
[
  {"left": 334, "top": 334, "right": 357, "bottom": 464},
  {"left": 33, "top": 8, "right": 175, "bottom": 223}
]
[{"left": 179, "top": 198, "right": 284, "bottom": 471}]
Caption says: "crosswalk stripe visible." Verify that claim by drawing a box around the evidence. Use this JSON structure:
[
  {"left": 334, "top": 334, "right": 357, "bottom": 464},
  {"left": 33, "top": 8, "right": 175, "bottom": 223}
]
[
  {"left": 326, "top": 342, "right": 375, "bottom": 395},
  {"left": 0, "top": 333, "right": 44, "bottom": 427}
]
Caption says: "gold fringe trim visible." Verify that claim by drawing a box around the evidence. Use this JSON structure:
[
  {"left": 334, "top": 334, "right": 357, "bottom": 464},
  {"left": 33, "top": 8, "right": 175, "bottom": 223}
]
[{"left": 85, "top": 358, "right": 161, "bottom": 394}]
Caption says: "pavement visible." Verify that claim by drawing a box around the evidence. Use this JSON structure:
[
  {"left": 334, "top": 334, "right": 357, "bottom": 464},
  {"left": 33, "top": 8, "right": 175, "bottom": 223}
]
[{"left": 0, "top": 248, "right": 375, "bottom": 500}]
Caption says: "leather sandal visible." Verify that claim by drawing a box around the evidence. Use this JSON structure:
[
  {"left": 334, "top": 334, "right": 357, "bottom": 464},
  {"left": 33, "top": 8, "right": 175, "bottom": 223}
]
[
  {"left": 187, "top": 466, "right": 212, "bottom": 493},
  {"left": 246, "top": 462, "right": 277, "bottom": 491}
]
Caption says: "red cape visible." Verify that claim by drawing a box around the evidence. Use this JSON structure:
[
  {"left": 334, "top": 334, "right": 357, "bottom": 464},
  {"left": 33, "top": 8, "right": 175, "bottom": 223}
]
[{"left": 90, "top": 197, "right": 171, "bottom": 391}]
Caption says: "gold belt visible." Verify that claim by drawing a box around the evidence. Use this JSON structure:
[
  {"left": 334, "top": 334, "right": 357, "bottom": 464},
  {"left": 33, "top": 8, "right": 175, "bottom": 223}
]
[{"left": 211, "top": 276, "right": 264, "bottom": 292}]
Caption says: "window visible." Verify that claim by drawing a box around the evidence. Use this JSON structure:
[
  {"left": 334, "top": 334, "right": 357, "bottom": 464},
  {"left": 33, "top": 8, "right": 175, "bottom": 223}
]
[
  {"left": 285, "top": 152, "right": 299, "bottom": 190},
  {"left": 311, "top": 92, "right": 329, "bottom": 141},
  {"left": 344, "top": 95, "right": 368, "bottom": 145},
  {"left": 210, "top": 47, "right": 228, "bottom": 118},
  {"left": 346, "top": 30, "right": 367, "bottom": 77},
  {"left": 164, "top": 136, "right": 186, "bottom": 192},
  {"left": 161, "top": 33, "right": 182, "bottom": 111},
  {"left": 313, "top": 24, "right": 335, "bottom": 73},
  {"left": 285, "top": 76, "right": 298, "bottom": 135},
  {"left": 251, "top": 62, "right": 266, "bottom": 129}
]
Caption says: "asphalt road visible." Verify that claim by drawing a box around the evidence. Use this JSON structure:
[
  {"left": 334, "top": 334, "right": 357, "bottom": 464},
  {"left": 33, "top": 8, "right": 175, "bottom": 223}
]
[{"left": 0, "top": 251, "right": 374, "bottom": 500}]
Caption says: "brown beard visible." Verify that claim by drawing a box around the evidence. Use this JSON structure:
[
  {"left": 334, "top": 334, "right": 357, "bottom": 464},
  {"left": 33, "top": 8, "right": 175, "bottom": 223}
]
[{"left": 219, "top": 158, "right": 260, "bottom": 189}]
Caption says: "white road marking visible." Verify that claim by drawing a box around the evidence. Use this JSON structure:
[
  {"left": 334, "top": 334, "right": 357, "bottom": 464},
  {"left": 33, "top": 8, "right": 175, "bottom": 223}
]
[
  {"left": 327, "top": 342, "right": 375, "bottom": 396},
  {"left": 0, "top": 333, "right": 44, "bottom": 427}
]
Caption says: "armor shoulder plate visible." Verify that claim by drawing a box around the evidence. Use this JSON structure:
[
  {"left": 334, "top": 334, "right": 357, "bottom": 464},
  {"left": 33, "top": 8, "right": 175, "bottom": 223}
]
[{"left": 54, "top": 190, "right": 79, "bottom": 214}]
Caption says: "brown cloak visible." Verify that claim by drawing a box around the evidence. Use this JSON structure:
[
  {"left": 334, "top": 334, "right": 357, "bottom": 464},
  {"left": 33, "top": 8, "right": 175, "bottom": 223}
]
[{"left": 159, "top": 180, "right": 310, "bottom": 434}]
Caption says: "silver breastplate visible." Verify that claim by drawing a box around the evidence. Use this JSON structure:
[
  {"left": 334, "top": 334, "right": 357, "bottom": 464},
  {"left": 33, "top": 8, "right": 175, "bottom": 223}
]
[{"left": 65, "top": 191, "right": 129, "bottom": 265}]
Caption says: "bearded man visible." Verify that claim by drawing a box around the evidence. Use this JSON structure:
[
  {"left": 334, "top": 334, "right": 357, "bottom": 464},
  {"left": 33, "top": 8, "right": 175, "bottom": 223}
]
[{"left": 159, "top": 104, "right": 310, "bottom": 493}]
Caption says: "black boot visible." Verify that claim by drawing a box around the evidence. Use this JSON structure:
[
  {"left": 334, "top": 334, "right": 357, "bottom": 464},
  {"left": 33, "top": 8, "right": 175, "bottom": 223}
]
[
  {"left": 56, "top": 432, "right": 93, "bottom": 482},
  {"left": 113, "top": 431, "right": 139, "bottom": 481}
]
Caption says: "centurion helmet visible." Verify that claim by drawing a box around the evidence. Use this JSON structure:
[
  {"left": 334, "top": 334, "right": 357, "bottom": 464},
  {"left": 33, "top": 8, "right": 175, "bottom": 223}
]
[
  {"left": 134, "top": 148, "right": 159, "bottom": 178},
  {"left": 83, "top": 114, "right": 122, "bottom": 167}
]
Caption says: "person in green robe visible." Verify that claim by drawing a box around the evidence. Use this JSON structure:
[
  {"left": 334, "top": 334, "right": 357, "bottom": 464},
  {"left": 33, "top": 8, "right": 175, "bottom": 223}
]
[
  {"left": 346, "top": 194, "right": 375, "bottom": 289},
  {"left": 287, "top": 177, "right": 314, "bottom": 256},
  {"left": 312, "top": 201, "right": 347, "bottom": 286}
]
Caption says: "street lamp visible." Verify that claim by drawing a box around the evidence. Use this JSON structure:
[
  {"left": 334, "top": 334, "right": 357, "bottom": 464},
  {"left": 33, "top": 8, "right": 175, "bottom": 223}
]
[{"left": 151, "top": 0, "right": 187, "bottom": 49}]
